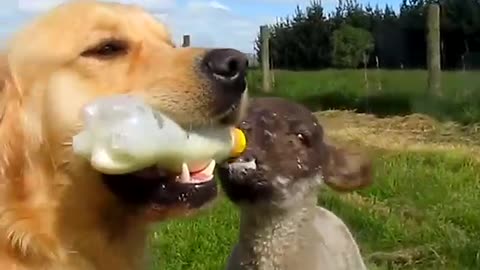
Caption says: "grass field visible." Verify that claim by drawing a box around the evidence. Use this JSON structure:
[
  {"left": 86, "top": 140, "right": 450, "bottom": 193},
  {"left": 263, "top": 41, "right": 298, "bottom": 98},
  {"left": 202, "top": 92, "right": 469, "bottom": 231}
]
[
  {"left": 147, "top": 70, "right": 480, "bottom": 269},
  {"left": 247, "top": 69, "right": 480, "bottom": 125}
]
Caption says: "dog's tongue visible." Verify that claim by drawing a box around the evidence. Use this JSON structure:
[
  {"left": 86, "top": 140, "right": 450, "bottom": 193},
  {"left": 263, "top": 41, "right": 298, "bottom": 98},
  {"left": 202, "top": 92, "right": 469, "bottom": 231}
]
[{"left": 177, "top": 160, "right": 216, "bottom": 184}]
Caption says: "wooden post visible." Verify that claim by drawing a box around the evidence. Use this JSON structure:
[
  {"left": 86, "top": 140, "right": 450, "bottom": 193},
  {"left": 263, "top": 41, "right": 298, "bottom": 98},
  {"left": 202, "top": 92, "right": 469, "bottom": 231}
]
[
  {"left": 260, "top": 25, "right": 272, "bottom": 93},
  {"left": 426, "top": 4, "right": 441, "bottom": 96},
  {"left": 182, "top": 35, "right": 191, "bottom": 47}
]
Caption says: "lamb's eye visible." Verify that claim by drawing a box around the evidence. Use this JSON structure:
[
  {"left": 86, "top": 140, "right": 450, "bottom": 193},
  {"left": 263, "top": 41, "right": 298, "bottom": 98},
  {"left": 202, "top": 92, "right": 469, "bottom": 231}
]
[
  {"left": 296, "top": 133, "right": 311, "bottom": 147},
  {"left": 81, "top": 39, "right": 129, "bottom": 59},
  {"left": 240, "top": 121, "right": 252, "bottom": 132}
]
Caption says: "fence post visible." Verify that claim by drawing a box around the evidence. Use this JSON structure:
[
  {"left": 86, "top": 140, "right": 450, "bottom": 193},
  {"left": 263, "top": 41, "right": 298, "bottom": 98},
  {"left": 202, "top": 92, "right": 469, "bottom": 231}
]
[
  {"left": 182, "top": 35, "right": 191, "bottom": 47},
  {"left": 426, "top": 4, "right": 441, "bottom": 96},
  {"left": 260, "top": 25, "right": 272, "bottom": 93}
]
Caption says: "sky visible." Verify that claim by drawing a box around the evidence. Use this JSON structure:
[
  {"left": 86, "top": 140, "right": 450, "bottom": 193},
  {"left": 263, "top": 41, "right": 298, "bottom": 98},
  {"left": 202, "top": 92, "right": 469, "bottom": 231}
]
[{"left": 0, "top": 0, "right": 403, "bottom": 53}]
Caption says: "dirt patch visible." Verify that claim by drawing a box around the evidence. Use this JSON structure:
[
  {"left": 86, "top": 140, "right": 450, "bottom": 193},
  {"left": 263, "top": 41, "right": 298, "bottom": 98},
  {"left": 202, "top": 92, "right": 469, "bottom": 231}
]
[
  {"left": 316, "top": 110, "right": 480, "bottom": 160},
  {"left": 367, "top": 245, "right": 445, "bottom": 268}
]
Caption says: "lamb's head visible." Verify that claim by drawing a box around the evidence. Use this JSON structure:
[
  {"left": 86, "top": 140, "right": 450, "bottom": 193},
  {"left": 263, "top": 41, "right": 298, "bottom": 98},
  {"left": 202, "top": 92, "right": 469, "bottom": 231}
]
[{"left": 217, "top": 97, "right": 373, "bottom": 209}]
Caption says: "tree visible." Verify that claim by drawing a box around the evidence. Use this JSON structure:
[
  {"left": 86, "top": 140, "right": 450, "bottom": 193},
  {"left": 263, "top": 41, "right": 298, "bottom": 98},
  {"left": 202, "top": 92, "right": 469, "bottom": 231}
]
[
  {"left": 254, "top": 0, "right": 480, "bottom": 70},
  {"left": 332, "top": 24, "right": 374, "bottom": 68}
]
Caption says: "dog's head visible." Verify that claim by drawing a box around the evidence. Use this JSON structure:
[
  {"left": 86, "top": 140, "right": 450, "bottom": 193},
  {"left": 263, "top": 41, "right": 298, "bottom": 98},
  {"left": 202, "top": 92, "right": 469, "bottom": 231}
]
[
  {"left": 218, "top": 98, "right": 372, "bottom": 208},
  {"left": 0, "top": 1, "right": 248, "bottom": 223}
]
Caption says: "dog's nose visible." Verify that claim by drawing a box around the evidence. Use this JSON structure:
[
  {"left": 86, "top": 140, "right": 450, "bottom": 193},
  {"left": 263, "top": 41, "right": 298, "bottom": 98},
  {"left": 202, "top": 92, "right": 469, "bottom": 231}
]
[
  {"left": 200, "top": 49, "right": 248, "bottom": 120},
  {"left": 202, "top": 49, "right": 248, "bottom": 89}
]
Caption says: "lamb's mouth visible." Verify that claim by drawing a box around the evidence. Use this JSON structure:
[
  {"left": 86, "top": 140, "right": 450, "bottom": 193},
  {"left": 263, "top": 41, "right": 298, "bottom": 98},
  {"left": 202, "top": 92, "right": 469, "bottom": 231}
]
[
  {"left": 218, "top": 158, "right": 258, "bottom": 186},
  {"left": 102, "top": 160, "right": 218, "bottom": 212},
  {"left": 218, "top": 158, "right": 273, "bottom": 203}
]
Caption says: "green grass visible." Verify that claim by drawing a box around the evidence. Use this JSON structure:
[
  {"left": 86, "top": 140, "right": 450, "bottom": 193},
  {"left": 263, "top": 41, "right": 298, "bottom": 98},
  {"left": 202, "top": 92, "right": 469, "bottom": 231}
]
[
  {"left": 149, "top": 200, "right": 239, "bottom": 270},
  {"left": 149, "top": 150, "right": 480, "bottom": 269},
  {"left": 247, "top": 69, "right": 480, "bottom": 124}
]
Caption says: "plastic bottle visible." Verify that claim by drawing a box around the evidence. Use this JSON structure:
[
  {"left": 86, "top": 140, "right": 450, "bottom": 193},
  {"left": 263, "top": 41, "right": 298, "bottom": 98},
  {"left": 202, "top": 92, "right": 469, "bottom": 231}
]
[{"left": 72, "top": 95, "right": 246, "bottom": 175}]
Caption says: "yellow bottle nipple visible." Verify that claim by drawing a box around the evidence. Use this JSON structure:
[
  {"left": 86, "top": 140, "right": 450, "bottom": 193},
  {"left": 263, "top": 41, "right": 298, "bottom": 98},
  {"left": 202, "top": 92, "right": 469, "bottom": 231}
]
[{"left": 230, "top": 128, "right": 247, "bottom": 158}]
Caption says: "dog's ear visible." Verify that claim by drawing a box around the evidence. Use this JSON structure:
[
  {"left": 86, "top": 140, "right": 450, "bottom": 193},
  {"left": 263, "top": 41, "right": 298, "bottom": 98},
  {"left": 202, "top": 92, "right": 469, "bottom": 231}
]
[
  {"left": 0, "top": 53, "right": 25, "bottom": 186},
  {"left": 0, "top": 54, "right": 19, "bottom": 117},
  {"left": 0, "top": 54, "right": 8, "bottom": 112},
  {"left": 323, "top": 144, "right": 373, "bottom": 192},
  {"left": 0, "top": 54, "right": 64, "bottom": 264}
]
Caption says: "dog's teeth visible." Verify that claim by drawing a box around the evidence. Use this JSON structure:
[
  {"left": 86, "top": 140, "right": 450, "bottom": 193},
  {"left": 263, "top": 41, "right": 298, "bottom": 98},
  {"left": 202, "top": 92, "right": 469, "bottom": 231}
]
[
  {"left": 204, "top": 160, "right": 216, "bottom": 175},
  {"left": 180, "top": 163, "right": 191, "bottom": 183}
]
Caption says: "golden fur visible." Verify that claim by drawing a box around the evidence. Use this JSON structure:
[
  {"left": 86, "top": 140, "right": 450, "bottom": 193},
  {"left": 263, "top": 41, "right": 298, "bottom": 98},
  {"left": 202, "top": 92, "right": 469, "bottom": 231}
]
[{"left": 0, "top": 1, "right": 245, "bottom": 269}]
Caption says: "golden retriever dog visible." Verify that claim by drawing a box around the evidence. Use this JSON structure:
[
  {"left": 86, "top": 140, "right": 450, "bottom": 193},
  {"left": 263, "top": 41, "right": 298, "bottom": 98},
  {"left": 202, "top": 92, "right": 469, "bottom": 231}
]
[{"left": 0, "top": 1, "right": 248, "bottom": 269}]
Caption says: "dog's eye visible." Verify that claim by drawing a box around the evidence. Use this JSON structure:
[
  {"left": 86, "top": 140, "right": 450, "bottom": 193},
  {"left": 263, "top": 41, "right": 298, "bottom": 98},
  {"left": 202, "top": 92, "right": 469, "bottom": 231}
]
[{"left": 81, "top": 39, "right": 129, "bottom": 59}]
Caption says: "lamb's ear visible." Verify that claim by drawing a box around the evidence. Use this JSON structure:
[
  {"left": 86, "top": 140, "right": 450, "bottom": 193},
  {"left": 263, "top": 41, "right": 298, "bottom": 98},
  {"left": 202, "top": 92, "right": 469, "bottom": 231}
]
[{"left": 323, "top": 143, "right": 373, "bottom": 192}]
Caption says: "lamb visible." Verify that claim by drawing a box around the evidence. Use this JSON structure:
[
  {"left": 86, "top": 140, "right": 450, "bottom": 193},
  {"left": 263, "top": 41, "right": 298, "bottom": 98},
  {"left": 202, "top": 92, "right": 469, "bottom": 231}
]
[{"left": 217, "top": 97, "right": 373, "bottom": 270}]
